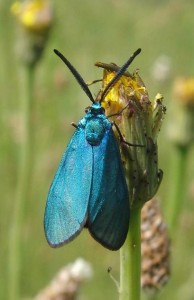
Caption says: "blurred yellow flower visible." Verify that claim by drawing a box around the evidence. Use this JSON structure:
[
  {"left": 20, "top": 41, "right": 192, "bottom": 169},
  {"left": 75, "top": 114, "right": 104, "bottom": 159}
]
[
  {"left": 168, "top": 77, "right": 194, "bottom": 147},
  {"left": 11, "top": 0, "right": 53, "bottom": 32},
  {"left": 11, "top": 0, "right": 53, "bottom": 66},
  {"left": 173, "top": 77, "right": 194, "bottom": 105}
]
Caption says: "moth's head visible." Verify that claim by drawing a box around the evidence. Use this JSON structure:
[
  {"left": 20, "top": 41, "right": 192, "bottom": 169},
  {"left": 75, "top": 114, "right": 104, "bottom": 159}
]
[{"left": 89, "top": 102, "right": 105, "bottom": 115}]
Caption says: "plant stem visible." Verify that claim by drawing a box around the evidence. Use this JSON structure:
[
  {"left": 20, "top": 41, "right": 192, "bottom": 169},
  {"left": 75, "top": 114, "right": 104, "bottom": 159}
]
[
  {"left": 166, "top": 145, "right": 188, "bottom": 232},
  {"left": 8, "top": 65, "right": 35, "bottom": 300},
  {"left": 120, "top": 206, "right": 141, "bottom": 300}
]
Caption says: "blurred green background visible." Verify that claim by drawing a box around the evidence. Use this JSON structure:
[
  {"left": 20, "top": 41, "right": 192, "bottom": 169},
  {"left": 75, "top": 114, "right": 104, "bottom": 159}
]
[{"left": 1, "top": 0, "right": 194, "bottom": 299}]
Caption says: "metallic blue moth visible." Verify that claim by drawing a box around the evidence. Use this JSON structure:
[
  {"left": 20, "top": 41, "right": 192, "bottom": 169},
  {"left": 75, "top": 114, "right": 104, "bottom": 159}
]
[{"left": 44, "top": 48, "right": 141, "bottom": 250}]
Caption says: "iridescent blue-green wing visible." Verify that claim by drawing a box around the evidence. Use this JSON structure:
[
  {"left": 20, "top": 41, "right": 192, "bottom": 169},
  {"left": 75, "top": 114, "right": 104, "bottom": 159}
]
[
  {"left": 88, "top": 129, "right": 130, "bottom": 250},
  {"left": 44, "top": 129, "right": 92, "bottom": 247}
]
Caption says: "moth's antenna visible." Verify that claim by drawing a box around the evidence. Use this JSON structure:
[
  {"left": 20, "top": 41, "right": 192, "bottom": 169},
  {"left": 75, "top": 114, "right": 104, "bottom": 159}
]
[
  {"left": 54, "top": 49, "right": 95, "bottom": 103},
  {"left": 100, "top": 48, "right": 141, "bottom": 102}
]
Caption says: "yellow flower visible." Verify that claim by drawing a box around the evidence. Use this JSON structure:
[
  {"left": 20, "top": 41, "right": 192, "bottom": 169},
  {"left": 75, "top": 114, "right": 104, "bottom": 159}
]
[
  {"left": 11, "top": 0, "right": 53, "bottom": 33},
  {"left": 96, "top": 61, "right": 166, "bottom": 208},
  {"left": 168, "top": 77, "right": 194, "bottom": 148},
  {"left": 97, "top": 63, "right": 165, "bottom": 142},
  {"left": 11, "top": 0, "right": 53, "bottom": 66},
  {"left": 99, "top": 67, "right": 148, "bottom": 116},
  {"left": 173, "top": 77, "right": 194, "bottom": 106}
]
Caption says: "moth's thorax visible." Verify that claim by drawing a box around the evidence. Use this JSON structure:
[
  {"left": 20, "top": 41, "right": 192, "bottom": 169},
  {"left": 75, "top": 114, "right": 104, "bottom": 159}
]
[
  {"left": 79, "top": 102, "right": 111, "bottom": 146},
  {"left": 85, "top": 118, "right": 105, "bottom": 145}
]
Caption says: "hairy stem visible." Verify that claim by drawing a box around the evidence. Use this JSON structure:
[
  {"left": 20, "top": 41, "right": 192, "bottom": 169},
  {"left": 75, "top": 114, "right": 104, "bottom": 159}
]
[{"left": 120, "top": 206, "right": 141, "bottom": 300}]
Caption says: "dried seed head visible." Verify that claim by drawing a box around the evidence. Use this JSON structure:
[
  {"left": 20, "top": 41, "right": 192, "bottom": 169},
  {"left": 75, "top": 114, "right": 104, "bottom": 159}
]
[
  {"left": 141, "top": 198, "right": 170, "bottom": 294},
  {"left": 34, "top": 258, "right": 92, "bottom": 300}
]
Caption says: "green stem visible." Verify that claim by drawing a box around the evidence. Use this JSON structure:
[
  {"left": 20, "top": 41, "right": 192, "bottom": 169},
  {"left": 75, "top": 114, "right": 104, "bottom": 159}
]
[
  {"left": 120, "top": 206, "right": 141, "bottom": 300},
  {"left": 166, "top": 145, "right": 188, "bottom": 232},
  {"left": 8, "top": 65, "right": 35, "bottom": 300}
]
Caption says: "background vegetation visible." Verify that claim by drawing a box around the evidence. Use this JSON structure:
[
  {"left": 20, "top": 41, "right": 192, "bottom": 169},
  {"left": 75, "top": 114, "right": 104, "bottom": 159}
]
[{"left": 1, "top": 0, "right": 194, "bottom": 299}]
